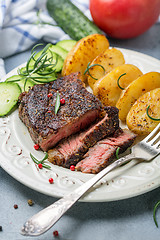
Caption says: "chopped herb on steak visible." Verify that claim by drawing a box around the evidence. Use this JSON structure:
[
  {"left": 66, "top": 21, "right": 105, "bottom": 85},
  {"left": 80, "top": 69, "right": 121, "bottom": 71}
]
[{"left": 18, "top": 72, "right": 104, "bottom": 151}]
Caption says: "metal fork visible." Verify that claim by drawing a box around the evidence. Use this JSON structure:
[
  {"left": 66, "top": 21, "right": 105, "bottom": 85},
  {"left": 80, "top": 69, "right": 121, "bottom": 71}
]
[{"left": 21, "top": 123, "right": 160, "bottom": 236}]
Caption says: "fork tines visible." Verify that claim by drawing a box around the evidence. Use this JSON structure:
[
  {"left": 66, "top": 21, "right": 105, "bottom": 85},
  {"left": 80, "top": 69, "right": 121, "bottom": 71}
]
[{"left": 144, "top": 123, "right": 160, "bottom": 149}]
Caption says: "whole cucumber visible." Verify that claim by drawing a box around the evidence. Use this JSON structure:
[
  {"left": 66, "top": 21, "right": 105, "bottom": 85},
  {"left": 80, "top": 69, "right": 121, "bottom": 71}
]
[{"left": 47, "top": 0, "right": 103, "bottom": 40}]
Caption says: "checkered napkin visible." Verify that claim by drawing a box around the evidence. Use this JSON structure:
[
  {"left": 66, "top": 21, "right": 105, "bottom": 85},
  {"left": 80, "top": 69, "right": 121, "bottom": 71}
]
[{"left": 0, "top": 0, "right": 90, "bottom": 79}]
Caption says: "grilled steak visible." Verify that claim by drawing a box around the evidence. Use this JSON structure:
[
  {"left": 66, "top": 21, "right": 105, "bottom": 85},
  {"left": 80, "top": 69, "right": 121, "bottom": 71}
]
[
  {"left": 48, "top": 106, "right": 119, "bottom": 168},
  {"left": 18, "top": 72, "right": 104, "bottom": 151},
  {"left": 76, "top": 128, "right": 136, "bottom": 173}
]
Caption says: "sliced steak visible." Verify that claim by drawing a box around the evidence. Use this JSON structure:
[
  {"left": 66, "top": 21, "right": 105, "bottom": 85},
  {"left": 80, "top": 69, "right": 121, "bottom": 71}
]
[
  {"left": 76, "top": 128, "right": 136, "bottom": 173},
  {"left": 48, "top": 106, "right": 119, "bottom": 168},
  {"left": 18, "top": 72, "right": 104, "bottom": 151}
]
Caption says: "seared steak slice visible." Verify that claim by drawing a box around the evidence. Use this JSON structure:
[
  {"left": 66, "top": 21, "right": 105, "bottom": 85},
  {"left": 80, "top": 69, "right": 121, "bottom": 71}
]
[
  {"left": 18, "top": 72, "right": 104, "bottom": 151},
  {"left": 76, "top": 128, "right": 136, "bottom": 173},
  {"left": 48, "top": 106, "right": 119, "bottom": 168}
]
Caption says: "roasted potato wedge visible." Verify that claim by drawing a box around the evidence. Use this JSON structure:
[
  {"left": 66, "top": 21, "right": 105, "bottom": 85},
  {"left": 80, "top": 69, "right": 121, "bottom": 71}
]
[
  {"left": 88, "top": 48, "right": 125, "bottom": 89},
  {"left": 116, "top": 72, "right": 160, "bottom": 121},
  {"left": 62, "top": 34, "right": 109, "bottom": 82},
  {"left": 127, "top": 88, "right": 160, "bottom": 135},
  {"left": 93, "top": 64, "right": 143, "bottom": 107}
]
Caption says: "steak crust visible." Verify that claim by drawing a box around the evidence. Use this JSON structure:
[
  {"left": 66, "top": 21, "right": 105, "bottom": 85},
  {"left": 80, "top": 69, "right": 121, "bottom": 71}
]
[{"left": 18, "top": 72, "right": 104, "bottom": 151}]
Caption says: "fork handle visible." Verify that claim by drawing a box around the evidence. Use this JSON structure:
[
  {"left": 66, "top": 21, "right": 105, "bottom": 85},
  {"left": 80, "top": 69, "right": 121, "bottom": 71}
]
[{"left": 21, "top": 153, "right": 136, "bottom": 236}]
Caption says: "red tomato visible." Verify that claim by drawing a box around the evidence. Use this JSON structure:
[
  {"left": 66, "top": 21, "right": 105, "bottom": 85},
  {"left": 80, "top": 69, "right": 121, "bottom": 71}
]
[{"left": 89, "top": 0, "right": 160, "bottom": 39}]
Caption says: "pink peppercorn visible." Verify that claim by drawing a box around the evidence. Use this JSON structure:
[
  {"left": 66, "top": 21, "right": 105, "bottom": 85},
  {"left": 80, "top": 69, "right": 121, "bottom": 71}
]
[
  {"left": 53, "top": 230, "right": 59, "bottom": 237},
  {"left": 47, "top": 93, "right": 53, "bottom": 98},
  {"left": 38, "top": 163, "right": 43, "bottom": 169},
  {"left": 60, "top": 98, "right": 65, "bottom": 105},
  {"left": 34, "top": 144, "right": 40, "bottom": 150},
  {"left": 70, "top": 165, "right": 75, "bottom": 171},
  {"left": 14, "top": 204, "right": 18, "bottom": 209},
  {"left": 49, "top": 178, "right": 54, "bottom": 184}
]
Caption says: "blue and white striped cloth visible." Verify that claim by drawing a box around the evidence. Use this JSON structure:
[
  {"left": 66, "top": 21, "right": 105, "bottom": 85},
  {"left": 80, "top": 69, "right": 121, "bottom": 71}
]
[{"left": 0, "top": 0, "right": 90, "bottom": 79}]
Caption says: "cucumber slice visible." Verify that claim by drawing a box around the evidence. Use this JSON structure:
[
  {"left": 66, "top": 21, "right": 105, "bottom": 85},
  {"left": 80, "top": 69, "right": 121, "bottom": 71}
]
[
  {"left": 6, "top": 75, "right": 35, "bottom": 92},
  {"left": 56, "top": 40, "right": 77, "bottom": 52},
  {"left": 17, "top": 78, "right": 35, "bottom": 91},
  {"left": 49, "top": 45, "right": 68, "bottom": 59},
  {"left": 29, "top": 50, "right": 64, "bottom": 72},
  {"left": 0, "top": 82, "right": 21, "bottom": 116}
]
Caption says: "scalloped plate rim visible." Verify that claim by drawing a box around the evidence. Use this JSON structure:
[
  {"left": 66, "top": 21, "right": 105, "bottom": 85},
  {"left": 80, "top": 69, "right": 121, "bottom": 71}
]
[{"left": 0, "top": 48, "right": 160, "bottom": 202}]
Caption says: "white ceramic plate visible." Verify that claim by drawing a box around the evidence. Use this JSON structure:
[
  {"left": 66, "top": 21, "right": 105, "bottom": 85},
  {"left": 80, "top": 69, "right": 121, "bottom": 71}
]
[{"left": 0, "top": 48, "right": 160, "bottom": 202}]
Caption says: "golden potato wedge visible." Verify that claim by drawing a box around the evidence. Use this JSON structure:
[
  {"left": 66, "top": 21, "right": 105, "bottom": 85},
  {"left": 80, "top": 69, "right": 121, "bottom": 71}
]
[
  {"left": 62, "top": 34, "right": 109, "bottom": 82},
  {"left": 127, "top": 88, "right": 160, "bottom": 135},
  {"left": 116, "top": 72, "right": 160, "bottom": 121},
  {"left": 88, "top": 48, "right": 125, "bottom": 89},
  {"left": 93, "top": 64, "right": 143, "bottom": 107}
]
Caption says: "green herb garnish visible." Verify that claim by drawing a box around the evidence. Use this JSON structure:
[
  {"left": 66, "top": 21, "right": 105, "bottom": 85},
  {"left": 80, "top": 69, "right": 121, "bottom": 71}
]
[
  {"left": 146, "top": 105, "right": 160, "bottom": 121},
  {"left": 7, "top": 44, "right": 58, "bottom": 91},
  {"left": 153, "top": 200, "right": 160, "bottom": 227},
  {"left": 116, "top": 147, "right": 120, "bottom": 159},
  {"left": 84, "top": 62, "right": 105, "bottom": 80},
  {"left": 55, "top": 91, "right": 60, "bottom": 114},
  {"left": 117, "top": 73, "right": 126, "bottom": 90},
  {"left": 30, "top": 152, "right": 51, "bottom": 169}
]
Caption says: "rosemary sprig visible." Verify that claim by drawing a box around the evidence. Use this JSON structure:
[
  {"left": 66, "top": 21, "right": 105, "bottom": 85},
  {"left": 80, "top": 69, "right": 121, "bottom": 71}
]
[
  {"left": 6, "top": 77, "right": 24, "bottom": 82},
  {"left": 30, "top": 152, "right": 51, "bottom": 169},
  {"left": 8, "top": 43, "right": 58, "bottom": 91},
  {"left": 84, "top": 62, "right": 105, "bottom": 80},
  {"left": 146, "top": 105, "right": 160, "bottom": 121},
  {"left": 55, "top": 91, "right": 60, "bottom": 114},
  {"left": 117, "top": 73, "right": 126, "bottom": 90},
  {"left": 153, "top": 200, "right": 160, "bottom": 227},
  {"left": 31, "top": 43, "right": 44, "bottom": 54}
]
